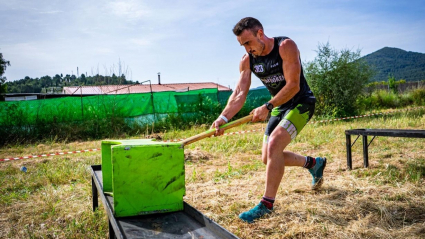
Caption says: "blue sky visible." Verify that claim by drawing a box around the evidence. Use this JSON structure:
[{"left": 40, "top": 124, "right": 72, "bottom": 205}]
[{"left": 1, "top": 0, "right": 424, "bottom": 89}]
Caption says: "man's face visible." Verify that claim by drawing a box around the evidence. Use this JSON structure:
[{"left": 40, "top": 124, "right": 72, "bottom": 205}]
[{"left": 237, "top": 29, "right": 265, "bottom": 57}]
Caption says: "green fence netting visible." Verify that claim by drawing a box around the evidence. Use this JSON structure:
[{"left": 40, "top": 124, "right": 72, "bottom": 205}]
[
  {"left": 0, "top": 87, "right": 275, "bottom": 144},
  {"left": 0, "top": 89, "right": 224, "bottom": 126},
  {"left": 1, "top": 87, "right": 273, "bottom": 127}
]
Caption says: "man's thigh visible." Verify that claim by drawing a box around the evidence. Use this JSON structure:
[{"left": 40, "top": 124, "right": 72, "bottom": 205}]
[
  {"left": 278, "top": 103, "right": 315, "bottom": 140},
  {"left": 262, "top": 102, "right": 315, "bottom": 160}
]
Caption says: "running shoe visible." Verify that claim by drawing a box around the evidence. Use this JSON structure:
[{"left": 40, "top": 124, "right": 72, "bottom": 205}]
[
  {"left": 238, "top": 202, "right": 272, "bottom": 223},
  {"left": 308, "top": 157, "right": 327, "bottom": 190}
]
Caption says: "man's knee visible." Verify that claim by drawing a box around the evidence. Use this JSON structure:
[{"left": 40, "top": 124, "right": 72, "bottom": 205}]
[
  {"left": 266, "top": 138, "right": 281, "bottom": 162},
  {"left": 268, "top": 131, "right": 290, "bottom": 147},
  {"left": 266, "top": 130, "right": 291, "bottom": 159}
]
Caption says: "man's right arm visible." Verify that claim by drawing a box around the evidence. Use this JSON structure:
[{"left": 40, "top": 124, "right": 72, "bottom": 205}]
[{"left": 211, "top": 54, "right": 251, "bottom": 135}]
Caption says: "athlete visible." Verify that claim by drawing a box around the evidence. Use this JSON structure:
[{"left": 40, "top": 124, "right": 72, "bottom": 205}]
[{"left": 211, "top": 17, "right": 326, "bottom": 223}]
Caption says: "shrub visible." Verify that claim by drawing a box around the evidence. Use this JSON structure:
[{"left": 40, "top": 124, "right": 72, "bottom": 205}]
[
  {"left": 358, "top": 88, "right": 425, "bottom": 112},
  {"left": 304, "top": 42, "right": 374, "bottom": 117},
  {"left": 411, "top": 88, "right": 425, "bottom": 105}
]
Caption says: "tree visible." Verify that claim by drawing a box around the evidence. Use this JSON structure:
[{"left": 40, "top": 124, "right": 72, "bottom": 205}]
[
  {"left": 64, "top": 74, "right": 71, "bottom": 85},
  {"left": 80, "top": 73, "right": 86, "bottom": 85},
  {"left": 304, "top": 42, "right": 374, "bottom": 117},
  {"left": 120, "top": 74, "right": 127, "bottom": 84},
  {"left": 40, "top": 75, "right": 52, "bottom": 88},
  {"left": 0, "top": 52, "right": 11, "bottom": 95},
  {"left": 53, "top": 74, "right": 62, "bottom": 87}
]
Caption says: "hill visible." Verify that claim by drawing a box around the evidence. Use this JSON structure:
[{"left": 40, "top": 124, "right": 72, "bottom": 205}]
[{"left": 361, "top": 47, "right": 425, "bottom": 82}]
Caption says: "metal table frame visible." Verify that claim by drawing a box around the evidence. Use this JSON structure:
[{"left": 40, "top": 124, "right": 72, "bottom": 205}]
[
  {"left": 345, "top": 129, "right": 425, "bottom": 170},
  {"left": 90, "top": 165, "right": 239, "bottom": 239}
]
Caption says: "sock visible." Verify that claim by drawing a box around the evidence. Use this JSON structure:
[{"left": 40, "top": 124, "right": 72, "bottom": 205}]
[
  {"left": 260, "top": 196, "right": 275, "bottom": 209},
  {"left": 303, "top": 156, "right": 316, "bottom": 169}
]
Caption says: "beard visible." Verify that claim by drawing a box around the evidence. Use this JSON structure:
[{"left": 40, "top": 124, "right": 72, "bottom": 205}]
[{"left": 251, "top": 39, "right": 265, "bottom": 58}]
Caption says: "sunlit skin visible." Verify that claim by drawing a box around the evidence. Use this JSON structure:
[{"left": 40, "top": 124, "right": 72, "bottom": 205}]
[
  {"left": 237, "top": 29, "right": 269, "bottom": 57},
  {"left": 211, "top": 28, "right": 308, "bottom": 199}
]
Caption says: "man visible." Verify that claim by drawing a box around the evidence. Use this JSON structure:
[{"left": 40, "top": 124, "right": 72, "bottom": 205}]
[{"left": 211, "top": 17, "right": 326, "bottom": 223}]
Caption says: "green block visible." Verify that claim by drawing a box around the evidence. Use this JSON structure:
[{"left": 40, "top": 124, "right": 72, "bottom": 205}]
[{"left": 101, "top": 139, "right": 185, "bottom": 217}]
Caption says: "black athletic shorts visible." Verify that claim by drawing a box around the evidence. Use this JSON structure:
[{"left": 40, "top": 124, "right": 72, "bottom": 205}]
[{"left": 263, "top": 101, "right": 315, "bottom": 143}]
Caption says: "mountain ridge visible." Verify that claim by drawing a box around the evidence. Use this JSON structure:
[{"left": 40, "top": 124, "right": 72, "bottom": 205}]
[{"left": 361, "top": 47, "right": 425, "bottom": 82}]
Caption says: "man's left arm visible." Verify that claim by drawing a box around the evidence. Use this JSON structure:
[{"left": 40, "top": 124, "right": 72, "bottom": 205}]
[{"left": 251, "top": 39, "right": 301, "bottom": 122}]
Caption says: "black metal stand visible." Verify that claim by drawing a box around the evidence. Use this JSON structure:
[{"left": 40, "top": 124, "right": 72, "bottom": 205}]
[{"left": 345, "top": 129, "right": 425, "bottom": 170}]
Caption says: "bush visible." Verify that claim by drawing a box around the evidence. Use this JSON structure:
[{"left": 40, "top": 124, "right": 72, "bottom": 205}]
[
  {"left": 304, "top": 42, "right": 374, "bottom": 117},
  {"left": 358, "top": 89, "right": 425, "bottom": 111},
  {"left": 411, "top": 88, "right": 425, "bottom": 105}
]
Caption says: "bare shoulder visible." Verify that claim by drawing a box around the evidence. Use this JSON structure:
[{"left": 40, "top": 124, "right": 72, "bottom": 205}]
[
  {"left": 278, "top": 38, "right": 299, "bottom": 60},
  {"left": 239, "top": 53, "right": 251, "bottom": 71},
  {"left": 279, "top": 38, "right": 298, "bottom": 50}
]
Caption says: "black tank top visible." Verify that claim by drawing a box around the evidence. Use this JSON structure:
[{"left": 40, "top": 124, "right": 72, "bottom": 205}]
[{"left": 249, "top": 36, "right": 315, "bottom": 110}]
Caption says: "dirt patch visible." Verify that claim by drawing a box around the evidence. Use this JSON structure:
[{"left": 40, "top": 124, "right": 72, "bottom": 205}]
[{"left": 185, "top": 148, "right": 212, "bottom": 162}]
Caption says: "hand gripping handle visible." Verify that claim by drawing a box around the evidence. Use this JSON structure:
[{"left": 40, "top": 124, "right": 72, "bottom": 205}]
[{"left": 180, "top": 115, "right": 253, "bottom": 147}]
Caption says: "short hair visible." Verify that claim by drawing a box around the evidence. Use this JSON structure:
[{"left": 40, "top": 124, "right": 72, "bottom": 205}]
[{"left": 232, "top": 17, "right": 263, "bottom": 36}]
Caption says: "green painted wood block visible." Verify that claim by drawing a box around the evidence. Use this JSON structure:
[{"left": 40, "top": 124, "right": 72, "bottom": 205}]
[{"left": 101, "top": 139, "right": 185, "bottom": 217}]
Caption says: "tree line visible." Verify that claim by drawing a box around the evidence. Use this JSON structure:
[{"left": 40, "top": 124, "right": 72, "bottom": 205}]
[{"left": 5, "top": 73, "right": 137, "bottom": 93}]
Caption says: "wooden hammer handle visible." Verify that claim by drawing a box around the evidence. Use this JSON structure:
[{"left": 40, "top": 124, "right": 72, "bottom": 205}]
[{"left": 180, "top": 115, "right": 253, "bottom": 147}]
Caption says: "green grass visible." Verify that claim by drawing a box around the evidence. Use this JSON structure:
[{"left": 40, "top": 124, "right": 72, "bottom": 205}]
[
  {"left": 213, "top": 159, "right": 263, "bottom": 182},
  {"left": 352, "top": 158, "right": 425, "bottom": 186}
]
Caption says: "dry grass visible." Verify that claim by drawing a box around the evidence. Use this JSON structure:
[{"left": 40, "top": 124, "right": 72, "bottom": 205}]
[{"left": 1, "top": 109, "right": 425, "bottom": 238}]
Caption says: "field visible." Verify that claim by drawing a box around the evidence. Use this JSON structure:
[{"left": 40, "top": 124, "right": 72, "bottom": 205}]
[{"left": 1, "top": 108, "right": 425, "bottom": 238}]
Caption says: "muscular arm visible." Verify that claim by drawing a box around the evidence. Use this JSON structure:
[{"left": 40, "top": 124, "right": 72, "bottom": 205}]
[
  {"left": 221, "top": 54, "right": 251, "bottom": 119},
  {"left": 211, "top": 54, "right": 251, "bottom": 135},
  {"left": 268, "top": 39, "right": 301, "bottom": 107}
]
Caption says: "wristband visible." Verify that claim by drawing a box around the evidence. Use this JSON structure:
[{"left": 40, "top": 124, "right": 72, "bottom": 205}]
[{"left": 219, "top": 115, "right": 228, "bottom": 123}]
